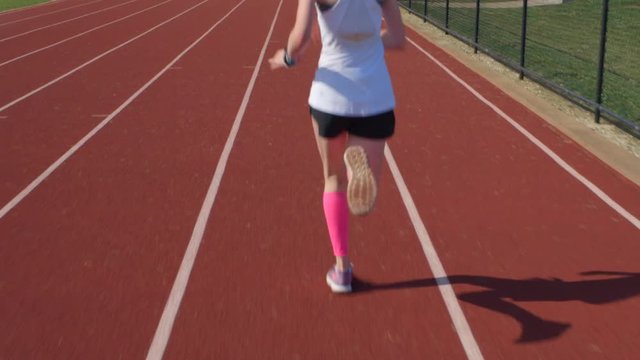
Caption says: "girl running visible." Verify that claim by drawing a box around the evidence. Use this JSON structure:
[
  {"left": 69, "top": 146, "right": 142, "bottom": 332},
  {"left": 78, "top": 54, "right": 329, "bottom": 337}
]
[{"left": 268, "top": 0, "right": 405, "bottom": 293}]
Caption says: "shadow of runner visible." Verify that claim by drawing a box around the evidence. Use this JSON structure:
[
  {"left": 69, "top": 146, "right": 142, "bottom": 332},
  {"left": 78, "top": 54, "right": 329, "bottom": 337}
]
[{"left": 349, "top": 271, "right": 640, "bottom": 343}]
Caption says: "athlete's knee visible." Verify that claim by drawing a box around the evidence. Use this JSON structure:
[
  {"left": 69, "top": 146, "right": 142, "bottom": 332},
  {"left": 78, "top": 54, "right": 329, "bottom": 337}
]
[{"left": 324, "top": 173, "right": 347, "bottom": 192}]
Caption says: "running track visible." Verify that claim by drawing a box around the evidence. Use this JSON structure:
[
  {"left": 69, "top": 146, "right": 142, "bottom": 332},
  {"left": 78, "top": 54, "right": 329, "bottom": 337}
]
[{"left": 1, "top": 0, "right": 639, "bottom": 359}]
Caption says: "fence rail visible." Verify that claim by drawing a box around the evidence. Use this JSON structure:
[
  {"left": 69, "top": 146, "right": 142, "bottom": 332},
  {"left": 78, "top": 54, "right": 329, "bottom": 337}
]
[{"left": 399, "top": 0, "right": 640, "bottom": 139}]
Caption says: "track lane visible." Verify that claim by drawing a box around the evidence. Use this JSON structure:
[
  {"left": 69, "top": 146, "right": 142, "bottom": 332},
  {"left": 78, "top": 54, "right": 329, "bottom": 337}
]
[
  {"left": 404, "top": 32, "right": 640, "bottom": 219},
  {"left": 160, "top": 1, "right": 469, "bottom": 359},
  {"left": 381, "top": 27, "right": 640, "bottom": 359},
  {"left": 0, "top": 0, "right": 216, "bottom": 207},
  {"left": 0, "top": 0, "right": 172, "bottom": 67},
  {"left": 0, "top": 0, "right": 156, "bottom": 49},
  {"left": 0, "top": 0, "right": 261, "bottom": 358},
  {"left": 0, "top": 0, "right": 193, "bottom": 104}
]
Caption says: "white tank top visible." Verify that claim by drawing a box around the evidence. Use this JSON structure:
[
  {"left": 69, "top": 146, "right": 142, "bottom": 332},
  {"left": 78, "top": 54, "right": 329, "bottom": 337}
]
[{"left": 308, "top": 0, "right": 395, "bottom": 116}]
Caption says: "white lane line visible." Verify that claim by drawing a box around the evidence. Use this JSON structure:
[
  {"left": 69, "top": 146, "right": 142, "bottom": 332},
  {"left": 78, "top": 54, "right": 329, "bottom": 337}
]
[
  {"left": 0, "top": 0, "right": 208, "bottom": 114},
  {"left": 0, "top": 0, "right": 102, "bottom": 27},
  {"left": 407, "top": 37, "right": 640, "bottom": 230},
  {"left": 145, "top": 1, "right": 283, "bottom": 359},
  {"left": 385, "top": 146, "right": 485, "bottom": 360},
  {"left": 0, "top": 0, "right": 140, "bottom": 42},
  {"left": 0, "top": 0, "right": 212, "bottom": 220},
  {"left": 0, "top": 0, "right": 172, "bottom": 68}
]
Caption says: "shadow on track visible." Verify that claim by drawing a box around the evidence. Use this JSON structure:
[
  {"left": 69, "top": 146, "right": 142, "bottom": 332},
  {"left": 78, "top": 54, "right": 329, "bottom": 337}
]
[{"left": 349, "top": 271, "right": 640, "bottom": 343}]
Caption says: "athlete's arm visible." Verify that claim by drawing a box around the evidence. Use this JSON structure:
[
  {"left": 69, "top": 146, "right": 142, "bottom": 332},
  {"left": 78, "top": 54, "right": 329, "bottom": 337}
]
[
  {"left": 380, "top": 0, "right": 405, "bottom": 50},
  {"left": 269, "top": 0, "right": 316, "bottom": 69}
]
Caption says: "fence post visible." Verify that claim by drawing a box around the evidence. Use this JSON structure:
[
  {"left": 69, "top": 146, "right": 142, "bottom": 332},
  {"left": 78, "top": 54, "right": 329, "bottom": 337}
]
[
  {"left": 445, "top": 0, "right": 450, "bottom": 34},
  {"left": 423, "top": 0, "right": 428, "bottom": 21},
  {"left": 519, "top": 0, "right": 528, "bottom": 80},
  {"left": 595, "top": 0, "right": 610, "bottom": 123},
  {"left": 409, "top": 0, "right": 412, "bottom": 10},
  {"left": 474, "top": 0, "right": 481, "bottom": 53}
]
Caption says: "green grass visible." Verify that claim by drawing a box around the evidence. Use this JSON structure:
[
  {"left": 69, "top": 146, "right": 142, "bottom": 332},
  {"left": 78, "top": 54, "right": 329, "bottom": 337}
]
[
  {"left": 401, "top": 0, "right": 640, "bottom": 126},
  {"left": 0, "top": 0, "right": 50, "bottom": 12}
]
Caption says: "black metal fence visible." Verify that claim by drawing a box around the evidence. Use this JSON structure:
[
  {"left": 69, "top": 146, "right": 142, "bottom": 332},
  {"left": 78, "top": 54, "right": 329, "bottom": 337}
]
[{"left": 399, "top": 0, "right": 640, "bottom": 139}]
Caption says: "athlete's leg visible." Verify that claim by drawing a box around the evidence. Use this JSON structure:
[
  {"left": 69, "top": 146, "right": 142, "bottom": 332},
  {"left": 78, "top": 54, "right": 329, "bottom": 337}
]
[
  {"left": 311, "top": 118, "right": 351, "bottom": 273},
  {"left": 312, "top": 118, "right": 348, "bottom": 192}
]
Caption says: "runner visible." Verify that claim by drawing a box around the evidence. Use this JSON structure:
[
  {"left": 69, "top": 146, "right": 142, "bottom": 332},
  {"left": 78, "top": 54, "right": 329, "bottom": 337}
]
[{"left": 269, "top": 0, "right": 405, "bottom": 293}]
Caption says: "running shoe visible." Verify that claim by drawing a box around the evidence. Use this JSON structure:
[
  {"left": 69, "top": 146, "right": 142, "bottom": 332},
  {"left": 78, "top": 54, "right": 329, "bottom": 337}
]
[
  {"left": 344, "top": 145, "right": 377, "bottom": 216},
  {"left": 326, "top": 266, "right": 353, "bottom": 293}
]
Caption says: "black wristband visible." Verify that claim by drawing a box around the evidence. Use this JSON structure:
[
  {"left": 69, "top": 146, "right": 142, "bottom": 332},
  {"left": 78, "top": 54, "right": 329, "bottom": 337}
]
[{"left": 283, "top": 48, "right": 296, "bottom": 68}]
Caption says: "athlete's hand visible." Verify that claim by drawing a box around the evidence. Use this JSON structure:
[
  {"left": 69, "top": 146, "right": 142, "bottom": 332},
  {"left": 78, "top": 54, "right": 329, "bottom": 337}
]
[{"left": 268, "top": 49, "right": 287, "bottom": 70}]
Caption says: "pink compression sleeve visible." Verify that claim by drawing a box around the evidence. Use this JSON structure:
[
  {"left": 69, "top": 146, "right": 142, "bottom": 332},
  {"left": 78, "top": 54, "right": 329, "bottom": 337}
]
[{"left": 322, "top": 192, "right": 349, "bottom": 257}]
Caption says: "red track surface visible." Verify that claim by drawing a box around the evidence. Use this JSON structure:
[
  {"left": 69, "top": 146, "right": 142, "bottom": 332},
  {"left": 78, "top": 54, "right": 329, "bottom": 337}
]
[{"left": 1, "top": 0, "right": 639, "bottom": 359}]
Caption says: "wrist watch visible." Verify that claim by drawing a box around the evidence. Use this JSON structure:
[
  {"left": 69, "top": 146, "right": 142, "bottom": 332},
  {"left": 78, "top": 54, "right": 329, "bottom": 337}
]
[{"left": 283, "top": 48, "right": 296, "bottom": 68}]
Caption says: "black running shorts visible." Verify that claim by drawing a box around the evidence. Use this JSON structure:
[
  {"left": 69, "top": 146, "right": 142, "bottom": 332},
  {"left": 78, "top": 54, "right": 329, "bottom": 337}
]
[{"left": 310, "top": 107, "right": 395, "bottom": 139}]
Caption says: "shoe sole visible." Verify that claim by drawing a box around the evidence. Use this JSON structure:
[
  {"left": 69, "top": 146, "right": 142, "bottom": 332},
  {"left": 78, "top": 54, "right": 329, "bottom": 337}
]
[
  {"left": 344, "top": 145, "right": 377, "bottom": 216},
  {"left": 326, "top": 273, "right": 352, "bottom": 293}
]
